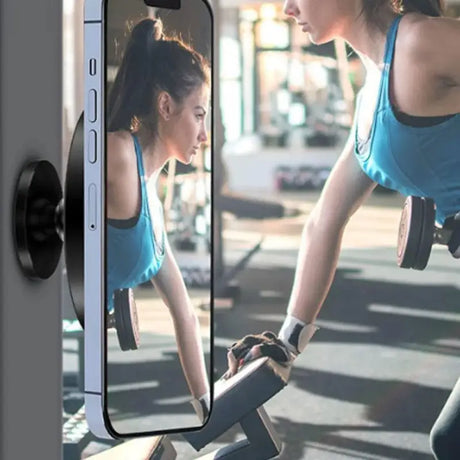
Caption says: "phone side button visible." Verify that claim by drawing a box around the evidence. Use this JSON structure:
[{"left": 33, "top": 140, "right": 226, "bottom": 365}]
[
  {"left": 89, "top": 58, "right": 97, "bottom": 76},
  {"left": 88, "top": 184, "right": 97, "bottom": 231},
  {"left": 88, "top": 89, "right": 97, "bottom": 123},
  {"left": 88, "top": 130, "right": 97, "bottom": 164}
]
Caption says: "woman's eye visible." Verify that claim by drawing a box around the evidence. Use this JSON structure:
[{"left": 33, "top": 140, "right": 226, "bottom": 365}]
[{"left": 196, "top": 113, "right": 205, "bottom": 120}]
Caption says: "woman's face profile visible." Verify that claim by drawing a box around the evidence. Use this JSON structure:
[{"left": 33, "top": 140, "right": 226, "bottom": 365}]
[
  {"left": 283, "top": 0, "right": 355, "bottom": 44},
  {"left": 160, "top": 84, "right": 210, "bottom": 164}
]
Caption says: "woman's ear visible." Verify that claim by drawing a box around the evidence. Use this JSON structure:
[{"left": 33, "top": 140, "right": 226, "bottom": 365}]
[{"left": 157, "top": 91, "right": 175, "bottom": 121}]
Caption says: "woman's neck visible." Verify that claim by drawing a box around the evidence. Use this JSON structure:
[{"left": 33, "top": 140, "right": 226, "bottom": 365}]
[
  {"left": 342, "top": 8, "right": 399, "bottom": 73},
  {"left": 134, "top": 126, "right": 170, "bottom": 183}
]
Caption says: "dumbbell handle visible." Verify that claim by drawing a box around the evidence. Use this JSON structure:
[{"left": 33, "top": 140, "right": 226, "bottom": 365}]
[{"left": 433, "top": 227, "right": 453, "bottom": 245}]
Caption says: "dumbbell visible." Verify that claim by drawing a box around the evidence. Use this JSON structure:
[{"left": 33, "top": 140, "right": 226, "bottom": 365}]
[
  {"left": 397, "top": 196, "right": 458, "bottom": 270},
  {"left": 108, "top": 288, "right": 140, "bottom": 351}
]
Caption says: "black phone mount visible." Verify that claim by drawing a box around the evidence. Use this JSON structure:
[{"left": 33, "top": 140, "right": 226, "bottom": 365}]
[{"left": 13, "top": 113, "right": 84, "bottom": 326}]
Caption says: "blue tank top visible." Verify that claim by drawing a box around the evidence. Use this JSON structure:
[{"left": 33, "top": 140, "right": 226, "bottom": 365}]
[
  {"left": 354, "top": 15, "right": 460, "bottom": 224},
  {"left": 106, "top": 133, "right": 165, "bottom": 311}
]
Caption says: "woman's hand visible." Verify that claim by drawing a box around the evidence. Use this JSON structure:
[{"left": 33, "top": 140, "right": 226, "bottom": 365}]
[
  {"left": 222, "top": 316, "right": 320, "bottom": 379},
  {"left": 222, "top": 331, "right": 292, "bottom": 380}
]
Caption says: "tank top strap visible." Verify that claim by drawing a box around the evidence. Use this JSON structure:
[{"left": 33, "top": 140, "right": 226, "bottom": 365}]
[
  {"left": 130, "top": 133, "right": 149, "bottom": 214},
  {"left": 384, "top": 16, "right": 403, "bottom": 65},
  {"left": 380, "top": 15, "right": 403, "bottom": 103}
]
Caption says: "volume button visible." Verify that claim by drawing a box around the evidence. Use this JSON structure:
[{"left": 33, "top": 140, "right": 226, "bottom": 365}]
[
  {"left": 88, "top": 130, "right": 97, "bottom": 164},
  {"left": 88, "top": 184, "right": 97, "bottom": 231},
  {"left": 88, "top": 90, "right": 97, "bottom": 123}
]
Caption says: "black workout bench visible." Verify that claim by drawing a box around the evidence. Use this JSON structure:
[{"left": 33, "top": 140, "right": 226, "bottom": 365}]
[{"left": 183, "top": 357, "right": 291, "bottom": 459}]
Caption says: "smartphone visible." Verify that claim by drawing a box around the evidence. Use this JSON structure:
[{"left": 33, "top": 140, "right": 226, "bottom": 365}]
[{"left": 84, "top": 0, "right": 213, "bottom": 438}]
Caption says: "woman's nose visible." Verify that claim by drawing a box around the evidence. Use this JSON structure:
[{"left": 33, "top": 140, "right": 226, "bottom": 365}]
[
  {"left": 198, "top": 127, "right": 208, "bottom": 144},
  {"left": 283, "top": 0, "right": 297, "bottom": 17}
]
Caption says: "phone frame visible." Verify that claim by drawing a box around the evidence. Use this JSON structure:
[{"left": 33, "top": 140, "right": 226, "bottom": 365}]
[{"left": 84, "top": 0, "right": 214, "bottom": 439}]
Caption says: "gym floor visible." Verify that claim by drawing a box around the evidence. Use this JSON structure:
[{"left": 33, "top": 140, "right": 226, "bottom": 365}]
[{"left": 169, "top": 189, "right": 460, "bottom": 459}]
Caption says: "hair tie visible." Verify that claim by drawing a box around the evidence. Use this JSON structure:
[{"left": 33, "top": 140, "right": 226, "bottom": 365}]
[
  {"left": 131, "top": 18, "right": 163, "bottom": 47},
  {"left": 392, "top": 0, "right": 404, "bottom": 13}
]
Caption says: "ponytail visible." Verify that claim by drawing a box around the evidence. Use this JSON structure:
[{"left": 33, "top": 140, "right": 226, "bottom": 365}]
[{"left": 108, "top": 18, "right": 210, "bottom": 133}]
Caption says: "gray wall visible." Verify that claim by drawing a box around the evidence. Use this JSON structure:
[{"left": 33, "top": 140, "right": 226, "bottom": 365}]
[{"left": 0, "top": 0, "right": 62, "bottom": 458}]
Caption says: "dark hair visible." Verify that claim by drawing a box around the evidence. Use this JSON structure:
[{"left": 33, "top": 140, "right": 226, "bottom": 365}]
[
  {"left": 362, "top": 0, "right": 445, "bottom": 30},
  {"left": 108, "top": 18, "right": 210, "bottom": 133}
]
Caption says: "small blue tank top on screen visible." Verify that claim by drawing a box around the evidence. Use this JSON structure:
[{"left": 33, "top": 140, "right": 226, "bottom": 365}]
[
  {"left": 106, "top": 134, "right": 165, "bottom": 311},
  {"left": 354, "top": 15, "right": 460, "bottom": 224}
]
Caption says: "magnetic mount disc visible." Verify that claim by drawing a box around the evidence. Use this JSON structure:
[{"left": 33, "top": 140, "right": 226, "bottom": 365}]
[{"left": 65, "top": 112, "right": 84, "bottom": 327}]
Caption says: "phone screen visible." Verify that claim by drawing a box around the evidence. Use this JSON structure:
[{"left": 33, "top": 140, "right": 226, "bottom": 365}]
[{"left": 103, "top": 0, "right": 212, "bottom": 436}]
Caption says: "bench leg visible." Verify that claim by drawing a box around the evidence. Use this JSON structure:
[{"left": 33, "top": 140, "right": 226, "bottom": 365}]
[{"left": 198, "top": 406, "right": 282, "bottom": 460}]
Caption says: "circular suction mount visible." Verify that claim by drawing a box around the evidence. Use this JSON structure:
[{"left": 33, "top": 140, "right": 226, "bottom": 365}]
[
  {"left": 14, "top": 160, "right": 63, "bottom": 279},
  {"left": 13, "top": 112, "right": 85, "bottom": 327}
]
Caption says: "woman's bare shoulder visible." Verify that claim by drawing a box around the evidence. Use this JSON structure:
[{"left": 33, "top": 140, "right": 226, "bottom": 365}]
[
  {"left": 107, "top": 131, "right": 136, "bottom": 167},
  {"left": 399, "top": 13, "right": 460, "bottom": 84},
  {"left": 107, "top": 131, "right": 136, "bottom": 183},
  {"left": 107, "top": 131, "right": 133, "bottom": 160}
]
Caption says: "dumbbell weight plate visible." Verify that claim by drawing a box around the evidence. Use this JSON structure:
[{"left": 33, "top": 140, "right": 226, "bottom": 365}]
[
  {"left": 413, "top": 197, "right": 435, "bottom": 270},
  {"left": 397, "top": 196, "right": 424, "bottom": 268},
  {"left": 113, "top": 288, "right": 140, "bottom": 351}
]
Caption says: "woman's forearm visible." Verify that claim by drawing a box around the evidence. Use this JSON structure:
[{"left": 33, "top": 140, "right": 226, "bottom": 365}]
[
  {"left": 287, "top": 211, "right": 346, "bottom": 324},
  {"left": 170, "top": 306, "right": 209, "bottom": 398},
  {"left": 152, "top": 242, "right": 210, "bottom": 398},
  {"left": 286, "top": 142, "right": 376, "bottom": 325}
]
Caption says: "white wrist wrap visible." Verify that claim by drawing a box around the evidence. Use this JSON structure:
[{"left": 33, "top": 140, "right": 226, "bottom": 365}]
[
  {"left": 278, "top": 315, "right": 319, "bottom": 356},
  {"left": 200, "top": 392, "right": 210, "bottom": 411},
  {"left": 190, "top": 392, "right": 210, "bottom": 423}
]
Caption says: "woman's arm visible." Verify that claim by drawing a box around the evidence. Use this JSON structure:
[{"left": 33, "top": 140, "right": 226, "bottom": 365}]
[
  {"left": 226, "top": 135, "right": 377, "bottom": 375},
  {"left": 287, "top": 133, "right": 376, "bottom": 324},
  {"left": 150, "top": 238, "right": 209, "bottom": 400}
]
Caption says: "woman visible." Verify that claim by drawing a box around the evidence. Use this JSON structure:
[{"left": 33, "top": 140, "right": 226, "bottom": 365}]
[
  {"left": 106, "top": 17, "right": 210, "bottom": 422},
  {"left": 226, "top": 1, "right": 460, "bottom": 457}
]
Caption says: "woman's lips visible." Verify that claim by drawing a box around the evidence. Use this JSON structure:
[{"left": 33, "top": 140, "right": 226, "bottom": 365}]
[{"left": 298, "top": 22, "right": 310, "bottom": 32}]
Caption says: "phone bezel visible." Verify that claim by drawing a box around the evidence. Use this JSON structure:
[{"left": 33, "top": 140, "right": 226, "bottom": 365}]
[{"left": 84, "top": 0, "right": 215, "bottom": 439}]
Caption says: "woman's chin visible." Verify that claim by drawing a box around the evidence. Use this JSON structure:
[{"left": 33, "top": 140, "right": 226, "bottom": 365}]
[
  {"left": 310, "top": 32, "right": 334, "bottom": 46},
  {"left": 176, "top": 154, "right": 193, "bottom": 165}
]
